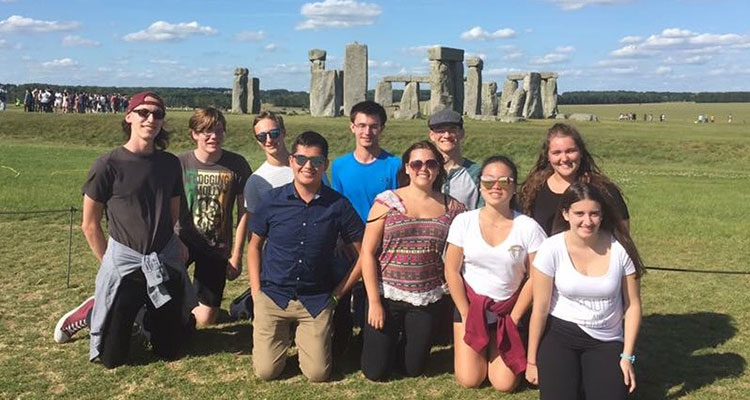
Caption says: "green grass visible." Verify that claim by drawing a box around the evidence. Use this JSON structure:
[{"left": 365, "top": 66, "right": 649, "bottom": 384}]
[{"left": 1, "top": 103, "right": 749, "bottom": 399}]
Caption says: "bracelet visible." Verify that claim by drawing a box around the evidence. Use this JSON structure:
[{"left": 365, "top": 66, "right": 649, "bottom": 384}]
[
  {"left": 331, "top": 294, "right": 339, "bottom": 306},
  {"left": 620, "top": 353, "right": 636, "bottom": 364}
]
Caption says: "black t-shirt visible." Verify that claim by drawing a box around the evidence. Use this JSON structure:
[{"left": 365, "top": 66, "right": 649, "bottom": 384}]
[
  {"left": 82, "top": 146, "right": 183, "bottom": 253},
  {"left": 532, "top": 180, "right": 630, "bottom": 236},
  {"left": 177, "top": 150, "right": 252, "bottom": 257}
]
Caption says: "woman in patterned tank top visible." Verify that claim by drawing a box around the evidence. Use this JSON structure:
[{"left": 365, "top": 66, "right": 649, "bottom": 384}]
[{"left": 360, "top": 141, "right": 466, "bottom": 381}]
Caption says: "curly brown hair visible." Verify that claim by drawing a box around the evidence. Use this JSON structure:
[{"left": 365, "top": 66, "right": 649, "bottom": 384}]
[{"left": 519, "top": 123, "right": 623, "bottom": 216}]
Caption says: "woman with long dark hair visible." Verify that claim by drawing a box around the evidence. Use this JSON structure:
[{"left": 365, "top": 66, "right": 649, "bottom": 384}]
[
  {"left": 526, "top": 182, "right": 644, "bottom": 399},
  {"left": 360, "top": 140, "right": 466, "bottom": 381},
  {"left": 444, "top": 155, "right": 546, "bottom": 391},
  {"left": 520, "top": 123, "right": 629, "bottom": 235}
]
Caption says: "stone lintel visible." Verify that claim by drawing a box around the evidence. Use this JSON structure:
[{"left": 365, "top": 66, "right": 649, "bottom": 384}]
[
  {"left": 427, "top": 46, "right": 464, "bottom": 61},
  {"left": 308, "top": 49, "right": 327, "bottom": 61}
]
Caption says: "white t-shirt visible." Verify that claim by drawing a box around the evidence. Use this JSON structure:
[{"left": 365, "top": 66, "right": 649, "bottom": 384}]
[
  {"left": 243, "top": 162, "right": 293, "bottom": 214},
  {"left": 533, "top": 232, "right": 636, "bottom": 342},
  {"left": 447, "top": 209, "right": 546, "bottom": 322}
]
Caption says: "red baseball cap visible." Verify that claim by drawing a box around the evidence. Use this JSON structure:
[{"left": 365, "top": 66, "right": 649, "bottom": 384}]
[{"left": 127, "top": 91, "right": 165, "bottom": 114}]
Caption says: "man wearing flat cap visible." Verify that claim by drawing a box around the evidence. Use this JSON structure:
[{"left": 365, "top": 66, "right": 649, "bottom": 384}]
[{"left": 427, "top": 108, "right": 481, "bottom": 210}]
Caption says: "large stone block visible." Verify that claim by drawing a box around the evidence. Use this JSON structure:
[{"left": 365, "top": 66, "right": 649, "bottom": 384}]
[
  {"left": 464, "top": 63, "right": 482, "bottom": 117},
  {"left": 309, "top": 49, "right": 326, "bottom": 72},
  {"left": 509, "top": 87, "right": 526, "bottom": 117},
  {"left": 453, "top": 61, "right": 464, "bottom": 114},
  {"left": 522, "top": 72, "right": 543, "bottom": 119},
  {"left": 309, "top": 69, "right": 341, "bottom": 117},
  {"left": 343, "top": 43, "right": 368, "bottom": 116},
  {"left": 381, "top": 75, "right": 430, "bottom": 83},
  {"left": 395, "top": 81, "right": 421, "bottom": 120},
  {"left": 247, "top": 77, "right": 260, "bottom": 114},
  {"left": 427, "top": 46, "right": 464, "bottom": 61},
  {"left": 231, "top": 67, "right": 248, "bottom": 114},
  {"left": 481, "top": 81, "right": 498, "bottom": 116},
  {"left": 541, "top": 77, "right": 558, "bottom": 118},
  {"left": 498, "top": 80, "right": 518, "bottom": 116},
  {"left": 374, "top": 80, "right": 393, "bottom": 107},
  {"left": 429, "top": 60, "right": 454, "bottom": 114},
  {"left": 466, "top": 56, "right": 484, "bottom": 69}
]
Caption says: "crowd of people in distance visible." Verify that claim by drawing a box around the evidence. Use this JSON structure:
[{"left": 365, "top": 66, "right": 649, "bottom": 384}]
[
  {"left": 618, "top": 112, "right": 666, "bottom": 122},
  {"left": 53, "top": 91, "right": 644, "bottom": 399},
  {"left": 21, "top": 87, "right": 129, "bottom": 114}
]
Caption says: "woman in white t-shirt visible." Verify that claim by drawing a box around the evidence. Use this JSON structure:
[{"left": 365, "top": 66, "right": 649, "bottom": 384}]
[
  {"left": 444, "top": 155, "right": 546, "bottom": 391},
  {"left": 526, "top": 182, "right": 645, "bottom": 399}
]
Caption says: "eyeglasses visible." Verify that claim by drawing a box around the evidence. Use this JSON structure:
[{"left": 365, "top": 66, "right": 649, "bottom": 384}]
[
  {"left": 479, "top": 176, "right": 515, "bottom": 189},
  {"left": 430, "top": 125, "right": 461, "bottom": 135},
  {"left": 255, "top": 129, "right": 281, "bottom": 143},
  {"left": 408, "top": 159, "right": 440, "bottom": 171},
  {"left": 132, "top": 108, "right": 165, "bottom": 120},
  {"left": 292, "top": 154, "right": 327, "bottom": 168}
]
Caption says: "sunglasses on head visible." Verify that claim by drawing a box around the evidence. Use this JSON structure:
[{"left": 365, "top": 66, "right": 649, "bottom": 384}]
[
  {"left": 292, "top": 154, "right": 327, "bottom": 168},
  {"left": 408, "top": 159, "right": 440, "bottom": 171},
  {"left": 255, "top": 129, "right": 281, "bottom": 143},
  {"left": 132, "top": 108, "right": 165, "bottom": 120},
  {"left": 479, "top": 176, "right": 515, "bottom": 189}
]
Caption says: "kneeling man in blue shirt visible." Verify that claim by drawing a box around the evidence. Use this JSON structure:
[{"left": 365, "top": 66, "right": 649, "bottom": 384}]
[{"left": 247, "top": 131, "right": 364, "bottom": 382}]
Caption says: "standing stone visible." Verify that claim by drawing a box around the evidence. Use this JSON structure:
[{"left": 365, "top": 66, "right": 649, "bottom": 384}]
[
  {"left": 509, "top": 87, "right": 526, "bottom": 117},
  {"left": 541, "top": 76, "right": 558, "bottom": 118},
  {"left": 499, "top": 79, "right": 518, "bottom": 116},
  {"left": 464, "top": 57, "right": 483, "bottom": 117},
  {"left": 309, "top": 49, "right": 326, "bottom": 71},
  {"left": 247, "top": 77, "right": 260, "bottom": 114},
  {"left": 481, "top": 81, "right": 498, "bottom": 116},
  {"left": 395, "top": 81, "right": 420, "bottom": 120},
  {"left": 308, "top": 49, "right": 342, "bottom": 117},
  {"left": 375, "top": 80, "right": 393, "bottom": 107},
  {"left": 428, "top": 46, "right": 464, "bottom": 114},
  {"left": 231, "top": 68, "right": 248, "bottom": 113},
  {"left": 343, "top": 43, "right": 368, "bottom": 116},
  {"left": 522, "top": 72, "right": 543, "bottom": 119}
]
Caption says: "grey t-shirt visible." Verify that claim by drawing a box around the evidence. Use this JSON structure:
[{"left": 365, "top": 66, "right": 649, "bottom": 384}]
[{"left": 82, "top": 146, "right": 183, "bottom": 253}]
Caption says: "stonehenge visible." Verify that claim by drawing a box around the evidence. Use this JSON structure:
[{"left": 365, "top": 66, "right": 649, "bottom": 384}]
[
  {"left": 305, "top": 43, "right": 560, "bottom": 122},
  {"left": 498, "top": 72, "right": 558, "bottom": 119},
  {"left": 231, "top": 67, "right": 260, "bottom": 114},
  {"left": 308, "top": 49, "right": 343, "bottom": 117}
]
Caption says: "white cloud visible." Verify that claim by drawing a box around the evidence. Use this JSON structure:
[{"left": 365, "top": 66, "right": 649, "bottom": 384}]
[
  {"left": 41, "top": 58, "right": 78, "bottom": 68},
  {"left": 0, "top": 15, "right": 79, "bottom": 33},
  {"left": 149, "top": 59, "right": 179, "bottom": 65},
  {"left": 611, "top": 66, "right": 637, "bottom": 74},
  {"left": 401, "top": 45, "right": 437, "bottom": 56},
  {"left": 296, "top": 0, "right": 382, "bottom": 30},
  {"left": 235, "top": 30, "right": 265, "bottom": 41},
  {"left": 655, "top": 66, "right": 672, "bottom": 74},
  {"left": 264, "top": 43, "right": 277, "bottom": 52},
  {"left": 261, "top": 63, "right": 308, "bottom": 76},
  {"left": 596, "top": 58, "right": 634, "bottom": 67},
  {"left": 460, "top": 26, "right": 516, "bottom": 41},
  {"left": 123, "top": 21, "right": 217, "bottom": 42},
  {"left": 555, "top": 45, "right": 575, "bottom": 53},
  {"left": 558, "top": 69, "right": 584, "bottom": 77},
  {"left": 368, "top": 59, "right": 398, "bottom": 69},
  {"left": 62, "top": 35, "right": 100, "bottom": 47},
  {"left": 530, "top": 53, "right": 569, "bottom": 65},
  {"left": 546, "top": 0, "right": 631, "bottom": 11},
  {"left": 619, "top": 36, "right": 642, "bottom": 44},
  {"left": 610, "top": 44, "right": 657, "bottom": 58},
  {"left": 485, "top": 67, "right": 523, "bottom": 77},
  {"left": 663, "top": 55, "right": 712, "bottom": 65},
  {"left": 504, "top": 52, "right": 523, "bottom": 60},
  {"left": 0, "top": 38, "right": 7, "bottom": 48}
]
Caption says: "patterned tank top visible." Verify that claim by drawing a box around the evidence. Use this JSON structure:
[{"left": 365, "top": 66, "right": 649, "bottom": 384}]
[{"left": 375, "top": 190, "right": 466, "bottom": 306}]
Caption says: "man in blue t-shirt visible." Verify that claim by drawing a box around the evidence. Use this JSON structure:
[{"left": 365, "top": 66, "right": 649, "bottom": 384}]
[{"left": 329, "top": 101, "right": 401, "bottom": 354}]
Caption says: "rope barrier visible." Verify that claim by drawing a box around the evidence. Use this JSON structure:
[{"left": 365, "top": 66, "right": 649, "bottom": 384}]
[{"left": 645, "top": 266, "right": 750, "bottom": 275}]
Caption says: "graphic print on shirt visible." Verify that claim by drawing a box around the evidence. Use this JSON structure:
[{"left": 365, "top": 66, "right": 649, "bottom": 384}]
[{"left": 183, "top": 168, "right": 233, "bottom": 249}]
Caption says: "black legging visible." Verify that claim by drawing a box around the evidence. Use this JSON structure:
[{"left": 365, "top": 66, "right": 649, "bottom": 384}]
[
  {"left": 538, "top": 316, "right": 628, "bottom": 400},
  {"left": 99, "top": 269, "right": 189, "bottom": 368},
  {"left": 360, "top": 297, "right": 442, "bottom": 381}
]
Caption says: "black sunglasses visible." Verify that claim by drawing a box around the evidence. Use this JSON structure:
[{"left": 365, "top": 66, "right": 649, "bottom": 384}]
[
  {"left": 132, "top": 108, "right": 165, "bottom": 120},
  {"left": 292, "top": 154, "right": 327, "bottom": 168},
  {"left": 255, "top": 129, "right": 281, "bottom": 143},
  {"left": 408, "top": 159, "right": 440, "bottom": 171}
]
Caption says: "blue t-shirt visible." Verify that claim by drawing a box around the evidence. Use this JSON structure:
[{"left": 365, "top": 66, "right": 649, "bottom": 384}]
[{"left": 331, "top": 150, "right": 402, "bottom": 222}]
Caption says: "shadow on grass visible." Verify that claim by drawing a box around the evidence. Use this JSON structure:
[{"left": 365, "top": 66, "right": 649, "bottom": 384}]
[
  {"left": 637, "top": 312, "right": 745, "bottom": 399},
  {"left": 187, "top": 321, "right": 252, "bottom": 357}
]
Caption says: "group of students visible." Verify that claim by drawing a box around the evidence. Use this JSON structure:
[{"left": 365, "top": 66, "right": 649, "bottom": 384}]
[{"left": 54, "top": 90, "right": 643, "bottom": 399}]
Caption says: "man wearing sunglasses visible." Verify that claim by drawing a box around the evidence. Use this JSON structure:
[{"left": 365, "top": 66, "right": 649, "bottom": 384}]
[
  {"left": 177, "top": 107, "right": 252, "bottom": 327},
  {"left": 428, "top": 108, "right": 481, "bottom": 210},
  {"left": 248, "top": 131, "right": 364, "bottom": 382},
  {"left": 72, "top": 91, "right": 195, "bottom": 367}
]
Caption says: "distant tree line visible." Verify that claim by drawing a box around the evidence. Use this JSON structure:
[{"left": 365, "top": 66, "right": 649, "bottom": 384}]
[{"left": 3, "top": 83, "right": 749, "bottom": 108}]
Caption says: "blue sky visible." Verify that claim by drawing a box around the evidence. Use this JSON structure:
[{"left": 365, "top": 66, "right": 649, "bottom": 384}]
[{"left": 1, "top": 0, "right": 748, "bottom": 92}]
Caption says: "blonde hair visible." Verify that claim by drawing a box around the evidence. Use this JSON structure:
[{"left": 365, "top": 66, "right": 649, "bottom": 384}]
[{"left": 188, "top": 107, "right": 226, "bottom": 135}]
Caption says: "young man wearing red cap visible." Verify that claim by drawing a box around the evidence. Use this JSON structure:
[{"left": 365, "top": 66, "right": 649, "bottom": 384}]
[{"left": 68, "top": 92, "right": 195, "bottom": 368}]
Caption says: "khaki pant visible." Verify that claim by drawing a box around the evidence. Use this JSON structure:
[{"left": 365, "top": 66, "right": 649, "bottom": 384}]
[{"left": 252, "top": 291, "right": 333, "bottom": 382}]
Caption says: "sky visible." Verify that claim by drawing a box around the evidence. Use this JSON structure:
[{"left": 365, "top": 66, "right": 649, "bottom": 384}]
[{"left": 0, "top": 0, "right": 748, "bottom": 93}]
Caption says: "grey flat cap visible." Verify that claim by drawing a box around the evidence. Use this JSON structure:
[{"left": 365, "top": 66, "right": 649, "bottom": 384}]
[{"left": 428, "top": 108, "right": 463, "bottom": 128}]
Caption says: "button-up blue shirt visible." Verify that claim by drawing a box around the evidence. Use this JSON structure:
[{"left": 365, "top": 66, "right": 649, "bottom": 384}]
[{"left": 249, "top": 182, "right": 364, "bottom": 317}]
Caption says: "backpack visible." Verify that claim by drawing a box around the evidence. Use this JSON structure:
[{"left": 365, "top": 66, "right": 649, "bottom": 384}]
[{"left": 228, "top": 289, "right": 254, "bottom": 322}]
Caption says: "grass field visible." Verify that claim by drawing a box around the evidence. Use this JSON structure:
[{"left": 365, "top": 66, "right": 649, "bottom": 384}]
[{"left": 0, "top": 103, "right": 749, "bottom": 399}]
